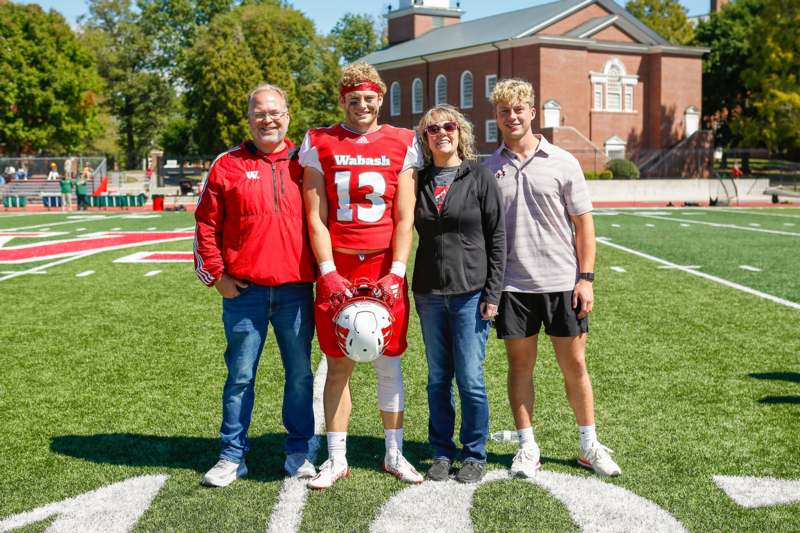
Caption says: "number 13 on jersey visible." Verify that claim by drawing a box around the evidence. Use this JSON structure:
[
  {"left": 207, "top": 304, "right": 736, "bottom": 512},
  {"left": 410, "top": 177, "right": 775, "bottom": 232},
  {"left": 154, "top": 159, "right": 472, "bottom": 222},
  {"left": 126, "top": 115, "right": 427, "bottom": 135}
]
[{"left": 334, "top": 170, "right": 387, "bottom": 223}]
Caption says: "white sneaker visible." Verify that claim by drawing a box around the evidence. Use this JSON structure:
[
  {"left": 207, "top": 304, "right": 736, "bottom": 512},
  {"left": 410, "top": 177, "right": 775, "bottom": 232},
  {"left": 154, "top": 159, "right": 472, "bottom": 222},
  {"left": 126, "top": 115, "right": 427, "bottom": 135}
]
[
  {"left": 578, "top": 442, "right": 621, "bottom": 477},
  {"left": 285, "top": 453, "right": 316, "bottom": 478},
  {"left": 510, "top": 444, "right": 541, "bottom": 478},
  {"left": 308, "top": 458, "right": 350, "bottom": 490},
  {"left": 383, "top": 449, "right": 423, "bottom": 484},
  {"left": 201, "top": 459, "right": 247, "bottom": 487}
]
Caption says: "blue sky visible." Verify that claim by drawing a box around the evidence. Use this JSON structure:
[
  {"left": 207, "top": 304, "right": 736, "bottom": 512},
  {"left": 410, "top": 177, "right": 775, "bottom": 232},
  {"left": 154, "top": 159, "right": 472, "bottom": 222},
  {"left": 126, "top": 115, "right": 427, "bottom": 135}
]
[{"left": 20, "top": 0, "right": 711, "bottom": 34}]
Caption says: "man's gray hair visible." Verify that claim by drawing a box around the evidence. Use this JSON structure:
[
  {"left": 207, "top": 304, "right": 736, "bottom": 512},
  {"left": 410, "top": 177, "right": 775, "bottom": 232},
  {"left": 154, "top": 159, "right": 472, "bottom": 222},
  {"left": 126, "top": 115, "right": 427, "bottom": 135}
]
[{"left": 247, "top": 83, "right": 288, "bottom": 112}]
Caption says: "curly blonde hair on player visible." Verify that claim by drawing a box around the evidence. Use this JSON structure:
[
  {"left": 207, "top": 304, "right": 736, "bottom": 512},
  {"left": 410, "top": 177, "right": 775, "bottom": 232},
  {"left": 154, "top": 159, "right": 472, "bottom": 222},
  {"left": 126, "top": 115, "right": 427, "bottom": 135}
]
[
  {"left": 489, "top": 78, "right": 536, "bottom": 107},
  {"left": 417, "top": 105, "right": 477, "bottom": 165},
  {"left": 339, "top": 62, "right": 387, "bottom": 95}
]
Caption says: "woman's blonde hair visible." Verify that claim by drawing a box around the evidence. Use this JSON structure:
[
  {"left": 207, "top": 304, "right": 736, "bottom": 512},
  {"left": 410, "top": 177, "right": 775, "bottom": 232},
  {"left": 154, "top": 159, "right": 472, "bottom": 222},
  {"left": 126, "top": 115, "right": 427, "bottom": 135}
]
[
  {"left": 416, "top": 104, "right": 477, "bottom": 165},
  {"left": 489, "top": 78, "right": 536, "bottom": 107},
  {"left": 339, "top": 62, "right": 387, "bottom": 94}
]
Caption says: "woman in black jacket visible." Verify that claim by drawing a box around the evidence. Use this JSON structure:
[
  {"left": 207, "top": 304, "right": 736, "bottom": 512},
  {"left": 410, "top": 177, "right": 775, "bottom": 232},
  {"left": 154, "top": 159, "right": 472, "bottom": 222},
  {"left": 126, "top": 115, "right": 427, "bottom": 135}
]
[{"left": 413, "top": 104, "right": 506, "bottom": 483}]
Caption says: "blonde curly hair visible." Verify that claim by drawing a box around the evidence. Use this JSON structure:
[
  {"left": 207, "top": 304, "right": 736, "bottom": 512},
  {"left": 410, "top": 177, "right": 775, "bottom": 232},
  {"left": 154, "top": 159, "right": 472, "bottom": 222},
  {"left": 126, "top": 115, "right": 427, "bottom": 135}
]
[
  {"left": 490, "top": 78, "right": 536, "bottom": 107},
  {"left": 416, "top": 104, "right": 477, "bottom": 165},
  {"left": 339, "top": 62, "right": 387, "bottom": 94}
]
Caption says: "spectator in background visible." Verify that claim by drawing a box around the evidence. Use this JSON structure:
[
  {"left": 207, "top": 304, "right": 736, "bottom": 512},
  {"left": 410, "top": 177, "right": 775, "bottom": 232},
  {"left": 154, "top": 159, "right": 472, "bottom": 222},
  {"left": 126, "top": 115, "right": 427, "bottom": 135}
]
[
  {"left": 75, "top": 166, "right": 91, "bottom": 210},
  {"left": 64, "top": 158, "right": 73, "bottom": 180},
  {"left": 60, "top": 173, "right": 74, "bottom": 211},
  {"left": 16, "top": 164, "right": 28, "bottom": 180},
  {"left": 47, "top": 163, "right": 59, "bottom": 181}
]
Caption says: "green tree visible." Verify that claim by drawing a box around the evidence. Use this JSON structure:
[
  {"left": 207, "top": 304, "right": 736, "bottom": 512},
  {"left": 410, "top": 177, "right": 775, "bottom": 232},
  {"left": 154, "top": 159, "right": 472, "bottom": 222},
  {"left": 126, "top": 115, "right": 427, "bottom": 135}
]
[
  {"left": 329, "top": 13, "right": 382, "bottom": 64},
  {"left": 626, "top": 0, "right": 694, "bottom": 45},
  {"left": 0, "top": 3, "right": 104, "bottom": 153},
  {"left": 183, "top": 2, "right": 340, "bottom": 154},
  {"left": 137, "top": 0, "right": 240, "bottom": 80},
  {"left": 734, "top": 0, "right": 800, "bottom": 155},
  {"left": 694, "top": 0, "right": 763, "bottom": 147},
  {"left": 82, "top": 0, "right": 176, "bottom": 168}
]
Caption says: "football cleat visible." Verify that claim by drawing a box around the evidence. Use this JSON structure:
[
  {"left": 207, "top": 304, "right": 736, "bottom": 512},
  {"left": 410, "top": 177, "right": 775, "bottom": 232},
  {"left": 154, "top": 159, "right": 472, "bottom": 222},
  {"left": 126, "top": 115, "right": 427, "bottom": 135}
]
[
  {"left": 201, "top": 459, "right": 247, "bottom": 487},
  {"left": 384, "top": 449, "right": 423, "bottom": 484},
  {"left": 578, "top": 442, "right": 621, "bottom": 477},
  {"left": 333, "top": 280, "right": 394, "bottom": 363},
  {"left": 510, "top": 444, "right": 541, "bottom": 479},
  {"left": 308, "top": 458, "right": 350, "bottom": 490}
]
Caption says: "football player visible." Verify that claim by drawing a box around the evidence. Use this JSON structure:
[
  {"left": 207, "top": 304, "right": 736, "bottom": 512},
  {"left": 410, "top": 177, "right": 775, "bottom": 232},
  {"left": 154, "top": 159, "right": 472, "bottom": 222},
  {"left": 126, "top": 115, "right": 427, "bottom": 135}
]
[{"left": 300, "top": 62, "right": 423, "bottom": 489}]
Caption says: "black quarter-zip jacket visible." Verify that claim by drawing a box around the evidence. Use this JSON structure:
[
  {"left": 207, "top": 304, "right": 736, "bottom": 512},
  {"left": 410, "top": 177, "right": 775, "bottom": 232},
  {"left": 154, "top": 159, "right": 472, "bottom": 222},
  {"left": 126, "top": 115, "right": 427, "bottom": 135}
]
[{"left": 412, "top": 160, "right": 506, "bottom": 305}]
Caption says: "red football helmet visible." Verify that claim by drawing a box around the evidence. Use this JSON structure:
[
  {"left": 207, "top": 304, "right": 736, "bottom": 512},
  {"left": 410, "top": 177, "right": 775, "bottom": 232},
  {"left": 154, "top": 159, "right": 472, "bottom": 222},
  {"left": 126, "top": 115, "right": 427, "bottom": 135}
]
[{"left": 333, "top": 279, "right": 394, "bottom": 363}]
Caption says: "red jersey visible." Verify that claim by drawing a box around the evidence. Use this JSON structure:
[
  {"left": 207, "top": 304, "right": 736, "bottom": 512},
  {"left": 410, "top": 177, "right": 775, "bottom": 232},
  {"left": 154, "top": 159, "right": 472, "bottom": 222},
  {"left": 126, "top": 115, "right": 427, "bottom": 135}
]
[
  {"left": 194, "top": 140, "right": 316, "bottom": 287},
  {"left": 299, "top": 124, "right": 421, "bottom": 250}
]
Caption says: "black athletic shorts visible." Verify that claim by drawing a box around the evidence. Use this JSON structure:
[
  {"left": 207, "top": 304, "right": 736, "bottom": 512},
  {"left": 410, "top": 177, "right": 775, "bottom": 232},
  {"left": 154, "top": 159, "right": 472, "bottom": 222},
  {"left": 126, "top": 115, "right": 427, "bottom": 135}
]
[{"left": 495, "top": 290, "right": 589, "bottom": 339}]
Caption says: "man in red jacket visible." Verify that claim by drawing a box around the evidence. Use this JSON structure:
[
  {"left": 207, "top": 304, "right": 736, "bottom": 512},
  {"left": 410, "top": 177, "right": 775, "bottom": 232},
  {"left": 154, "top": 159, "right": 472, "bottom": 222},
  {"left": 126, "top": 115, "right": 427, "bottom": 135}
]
[{"left": 194, "top": 83, "right": 318, "bottom": 487}]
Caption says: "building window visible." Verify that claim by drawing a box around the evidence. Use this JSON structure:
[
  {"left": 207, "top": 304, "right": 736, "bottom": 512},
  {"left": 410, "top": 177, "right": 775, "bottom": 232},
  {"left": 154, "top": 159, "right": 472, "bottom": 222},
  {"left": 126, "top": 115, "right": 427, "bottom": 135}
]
[
  {"left": 431, "top": 16, "right": 444, "bottom": 28},
  {"left": 485, "top": 74, "right": 497, "bottom": 100},
  {"left": 412, "top": 78, "right": 423, "bottom": 114},
  {"left": 593, "top": 83, "right": 603, "bottom": 110},
  {"left": 606, "top": 67, "right": 621, "bottom": 112},
  {"left": 685, "top": 106, "right": 700, "bottom": 137},
  {"left": 590, "top": 58, "right": 639, "bottom": 114},
  {"left": 460, "top": 71, "right": 473, "bottom": 109},
  {"left": 485, "top": 120, "right": 497, "bottom": 143},
  {"left": 605, "top": 135, "right": 626, "bottom": 160},
  {"left": 543, "top": 99, "right": 561, "bottom": 128},
  {"left": 390, "top": 82, "right": 401, "bottom": 116},
  {"left": 435, "top": 74, "right": 447, "bottom": 105}
]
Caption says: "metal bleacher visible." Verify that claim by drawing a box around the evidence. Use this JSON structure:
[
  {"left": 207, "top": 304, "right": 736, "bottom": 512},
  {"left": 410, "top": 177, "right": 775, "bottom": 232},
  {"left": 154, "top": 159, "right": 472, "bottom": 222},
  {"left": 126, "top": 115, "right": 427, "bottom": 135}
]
[{"left": 1, "top": 176, "right": 61, "bottom": 206}]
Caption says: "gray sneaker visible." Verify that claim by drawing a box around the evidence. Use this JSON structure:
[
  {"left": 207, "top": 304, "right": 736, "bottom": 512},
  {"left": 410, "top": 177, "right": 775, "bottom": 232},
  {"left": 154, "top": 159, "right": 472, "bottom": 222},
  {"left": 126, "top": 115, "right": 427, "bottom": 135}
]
[
  {"left": 456, "top": 461, "right": 485, "bottom": 484},
  {"left": 426, "top": 458, "right": 451, "bottom": 481}
]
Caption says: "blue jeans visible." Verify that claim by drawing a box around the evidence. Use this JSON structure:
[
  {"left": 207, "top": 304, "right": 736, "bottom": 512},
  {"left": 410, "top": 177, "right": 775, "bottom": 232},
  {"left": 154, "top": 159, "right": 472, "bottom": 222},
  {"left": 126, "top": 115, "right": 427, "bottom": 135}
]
[
  {"left": 219, "top": 283, "right": 315, "bottom": 463},
  {"left": 415, "top": 290, "right": 490, "bottom": 463}
]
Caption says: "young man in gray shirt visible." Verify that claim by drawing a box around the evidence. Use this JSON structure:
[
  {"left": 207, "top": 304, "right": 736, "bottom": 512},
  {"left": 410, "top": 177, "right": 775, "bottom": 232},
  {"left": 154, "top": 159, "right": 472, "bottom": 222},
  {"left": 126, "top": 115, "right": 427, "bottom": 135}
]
[{"left": 483, "top": 78, "right": 620, "bottom": 478}]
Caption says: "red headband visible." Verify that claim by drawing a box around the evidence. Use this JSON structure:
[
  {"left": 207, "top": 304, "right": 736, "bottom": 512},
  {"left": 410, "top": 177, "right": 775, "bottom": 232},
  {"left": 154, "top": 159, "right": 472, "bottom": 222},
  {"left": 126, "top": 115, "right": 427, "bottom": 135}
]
[{"left": 340, "top": 82, "right": 384, "bottom": 97}]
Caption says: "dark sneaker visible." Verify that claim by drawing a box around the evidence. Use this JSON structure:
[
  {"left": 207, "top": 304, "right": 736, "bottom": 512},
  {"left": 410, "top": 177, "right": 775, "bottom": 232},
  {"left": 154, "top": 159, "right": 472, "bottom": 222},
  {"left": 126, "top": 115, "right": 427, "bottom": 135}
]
[
  {"left": 456, "top": 461, "right": 485, "bottom": 484},
  {"left": 426, "top": 458, "right": 451, "bottom": 481}
]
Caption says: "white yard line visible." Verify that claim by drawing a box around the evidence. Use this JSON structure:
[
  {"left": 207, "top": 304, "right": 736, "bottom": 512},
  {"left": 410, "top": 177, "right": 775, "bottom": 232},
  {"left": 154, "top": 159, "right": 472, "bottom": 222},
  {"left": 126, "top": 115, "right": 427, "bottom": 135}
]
[
  {"left": 76, "top": 270, "right": 95, "bottom": 277},
  {"left": 144, "top": 270, "right": 162, "bottom": 277},
  {"left": 0, "top": 252, "right": 98, "bottom": 283},
  {"left": 611, "top": 223, "right": 621, "bottom": 228},
  {"left": 718, "top": 209, "right": 800, "bottom": 219},
  {"left": 657, "top": 265, "right": 701, "bottom": 270},
  {"left": 0, "top": 215, "right": 122, "bottom": 232},
  {"left": 610, "top": 266, "right": 626, "bottom": 272},
  {"left": 174, "top": 226, "right": 196, "bottom": 232},
  {"left": 266, "top": 358, "right": 327, "bottom": 533},
  {"left": 739, "top": 265, "right": 762, "bottom": 272},
  {"left": 632, "top": 214, "right": 800, "bottom": 237},
  {"left": 645, "top": 223, "right": 655, "bottom": 227},
  {"left": 597, "top": 238, "right": 800, "bottom": 310}
]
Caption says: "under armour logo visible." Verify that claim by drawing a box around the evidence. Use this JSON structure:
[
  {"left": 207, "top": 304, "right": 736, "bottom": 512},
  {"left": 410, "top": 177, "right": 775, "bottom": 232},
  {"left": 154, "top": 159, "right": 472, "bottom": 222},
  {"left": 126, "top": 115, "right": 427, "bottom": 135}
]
[{"left": 245, "top": 171, "right": 260, "bottom": 180}]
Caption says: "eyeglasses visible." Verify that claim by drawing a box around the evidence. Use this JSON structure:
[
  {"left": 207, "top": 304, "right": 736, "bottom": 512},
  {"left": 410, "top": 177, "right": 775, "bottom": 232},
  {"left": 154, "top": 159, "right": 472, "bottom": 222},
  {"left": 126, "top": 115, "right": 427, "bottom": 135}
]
[
  {"left": 425, "top": 122, "right": 458, "bottom": 135},
  {"left": 251, "top": 111, "right": 288, "bottom": 121}
]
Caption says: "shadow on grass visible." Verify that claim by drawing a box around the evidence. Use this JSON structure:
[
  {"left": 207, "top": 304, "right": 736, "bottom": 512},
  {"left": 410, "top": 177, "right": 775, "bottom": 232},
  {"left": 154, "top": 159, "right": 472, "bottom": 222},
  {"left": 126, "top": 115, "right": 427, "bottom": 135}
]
[
  {"left": 749, "top": 372, "right": 800, "bottom": 406},
  {"left": 759, "top": 396, "right": 800, "bottom": 405},
  {"left": 52, "top": 433, "right": 523, "bottom": 482},
  {"left": 749, "top": 372, "right": 800, "bottom": 384}
]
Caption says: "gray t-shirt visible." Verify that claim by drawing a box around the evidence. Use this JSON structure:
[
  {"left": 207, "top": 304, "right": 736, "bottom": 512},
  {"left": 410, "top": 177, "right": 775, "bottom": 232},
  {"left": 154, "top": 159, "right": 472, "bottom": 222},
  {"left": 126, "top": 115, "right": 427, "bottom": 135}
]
[
  {"left": 431, "top": 165, "right": 459, "bottom": 212},
  {"left": 482, "top": 136, "right": 592, "bottom": 293}
]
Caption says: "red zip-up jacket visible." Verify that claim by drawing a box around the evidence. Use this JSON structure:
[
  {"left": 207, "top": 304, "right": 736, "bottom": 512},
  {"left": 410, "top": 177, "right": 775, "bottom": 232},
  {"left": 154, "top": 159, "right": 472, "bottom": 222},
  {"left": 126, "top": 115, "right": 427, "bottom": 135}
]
[{"left": 194, "top": 140, "right": 316, "bottom": 287}]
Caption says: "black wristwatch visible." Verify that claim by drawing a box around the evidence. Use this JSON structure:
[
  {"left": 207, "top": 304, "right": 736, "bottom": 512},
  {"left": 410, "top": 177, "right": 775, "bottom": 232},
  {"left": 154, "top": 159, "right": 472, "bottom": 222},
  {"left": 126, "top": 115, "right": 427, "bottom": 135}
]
[{"left": 578, "top": 272, "right": 595, "bottom": 282}]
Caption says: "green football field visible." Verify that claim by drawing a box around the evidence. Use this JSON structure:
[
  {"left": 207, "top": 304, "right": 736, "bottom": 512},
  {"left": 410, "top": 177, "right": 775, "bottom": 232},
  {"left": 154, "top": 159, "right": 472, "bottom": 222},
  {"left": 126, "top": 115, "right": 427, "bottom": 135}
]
[{"left": 0, "top": 207, "right": 798, "bottom": 532}]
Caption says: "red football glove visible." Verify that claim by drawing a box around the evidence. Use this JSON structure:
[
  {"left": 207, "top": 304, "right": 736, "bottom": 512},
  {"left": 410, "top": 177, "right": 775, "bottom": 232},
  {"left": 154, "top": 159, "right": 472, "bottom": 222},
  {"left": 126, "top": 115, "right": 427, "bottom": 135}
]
[
  {"left": 318, "top": 270, "right": 352, "bottom": 306},
  {"left": 376, "top": 273, "right": 403, "bottom": 306}
]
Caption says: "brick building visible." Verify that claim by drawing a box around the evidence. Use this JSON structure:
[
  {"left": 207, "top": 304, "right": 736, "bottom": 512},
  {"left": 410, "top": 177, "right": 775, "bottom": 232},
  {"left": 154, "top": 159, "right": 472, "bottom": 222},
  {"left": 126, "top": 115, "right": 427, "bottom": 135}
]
[{"left": 362, "top": 0, "right": 709, "bottom": 172}]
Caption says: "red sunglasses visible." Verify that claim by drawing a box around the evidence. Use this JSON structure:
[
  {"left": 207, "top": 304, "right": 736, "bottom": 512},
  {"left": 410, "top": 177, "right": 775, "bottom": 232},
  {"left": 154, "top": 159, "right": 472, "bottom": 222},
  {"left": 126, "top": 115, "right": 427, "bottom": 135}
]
[{"left": 425, "top": 122, "right": 459, "bottom": 135}]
